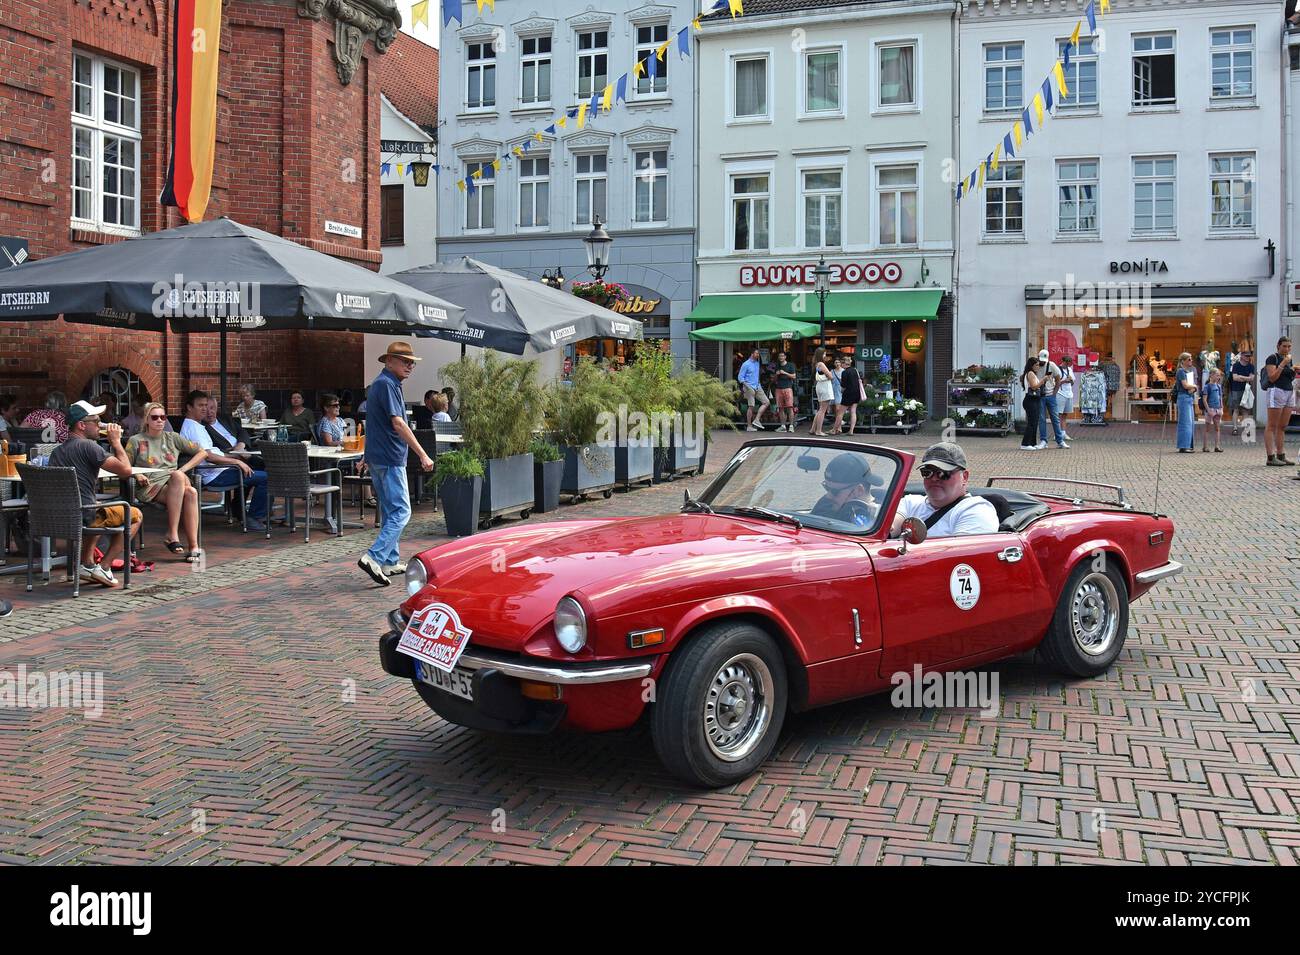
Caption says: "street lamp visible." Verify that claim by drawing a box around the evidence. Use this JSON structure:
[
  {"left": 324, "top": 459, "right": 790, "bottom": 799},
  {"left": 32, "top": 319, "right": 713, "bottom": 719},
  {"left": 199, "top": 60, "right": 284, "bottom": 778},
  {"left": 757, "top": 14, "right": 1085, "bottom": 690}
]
[
  {"left": 540, "top": 265, "right": 565, "bottom": 289},
  {"left": 813, "top": 255, "right": 832, "bottom": 345},
  {"left": 584, "top": 215, "right": 613, "bottom": 281}
]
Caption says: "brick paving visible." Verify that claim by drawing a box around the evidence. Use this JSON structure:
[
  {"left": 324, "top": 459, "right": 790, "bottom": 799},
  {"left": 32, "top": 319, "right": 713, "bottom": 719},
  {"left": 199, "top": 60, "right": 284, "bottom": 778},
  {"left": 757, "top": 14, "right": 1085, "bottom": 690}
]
[{"left": 0, "top": 423, "right": 1297, "bottom": 865}]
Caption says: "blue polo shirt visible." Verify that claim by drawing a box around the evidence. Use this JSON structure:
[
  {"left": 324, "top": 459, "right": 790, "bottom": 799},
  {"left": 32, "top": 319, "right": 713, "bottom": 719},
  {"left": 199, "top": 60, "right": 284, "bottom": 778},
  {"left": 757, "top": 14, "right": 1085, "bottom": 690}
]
[{"left": 364, "top": 367, "right": 409, "bottom": 468}]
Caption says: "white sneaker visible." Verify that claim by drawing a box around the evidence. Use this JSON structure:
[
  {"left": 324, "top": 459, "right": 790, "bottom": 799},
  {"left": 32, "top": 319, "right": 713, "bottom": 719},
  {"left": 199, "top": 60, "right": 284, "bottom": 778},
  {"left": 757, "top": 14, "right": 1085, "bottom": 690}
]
[
  {"left": 1034, "top": 441, "right": 1048, "bottom": 450},
  {"left": 1057, "top": 441, "right": 1070, "bottom": 449},
  {"left": 1019, "top": 445, "right": 1038, "bottom": 451},
  {"left": 80, "top": 564, "right": 118, "bottom": 588},
  {"left": 1061, "top": 431, "right": 1072, "bottom": 440},
  {"left": 753, "top": 420, "right": 766, "bottom": 430},
  {"left": 382, "top": 561, "right": 407, "bottom": 576}
]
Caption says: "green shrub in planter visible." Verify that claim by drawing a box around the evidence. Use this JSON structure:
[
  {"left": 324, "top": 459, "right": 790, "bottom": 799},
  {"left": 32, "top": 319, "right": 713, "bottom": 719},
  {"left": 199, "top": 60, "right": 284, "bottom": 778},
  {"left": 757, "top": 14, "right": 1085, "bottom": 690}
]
[
  {"left": 432, "top": 450, "right": 485, "bottom": 537},
  {"left": 530, "top": 438, "right": 563, "bottom": 513},
  {"left": 546, "top": 358, "right": 621, "bottom": 497}
]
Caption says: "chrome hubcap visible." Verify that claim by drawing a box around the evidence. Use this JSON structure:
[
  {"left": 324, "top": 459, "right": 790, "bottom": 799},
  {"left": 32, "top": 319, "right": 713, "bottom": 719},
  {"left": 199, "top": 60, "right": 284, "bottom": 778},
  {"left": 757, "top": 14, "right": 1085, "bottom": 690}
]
[
  {"left": 703, "top": 653, "right": 773, "bottom": 762},
  {"left": 1071, "top": 573, "right": 1120, "bottom": 657}
]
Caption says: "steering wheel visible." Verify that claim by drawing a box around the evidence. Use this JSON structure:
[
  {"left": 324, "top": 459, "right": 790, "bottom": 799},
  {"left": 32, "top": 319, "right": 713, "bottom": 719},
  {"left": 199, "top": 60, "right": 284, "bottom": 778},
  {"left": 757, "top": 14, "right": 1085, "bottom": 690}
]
[{"left": 842, "top": 499, "right": 875, "bottom": 525}]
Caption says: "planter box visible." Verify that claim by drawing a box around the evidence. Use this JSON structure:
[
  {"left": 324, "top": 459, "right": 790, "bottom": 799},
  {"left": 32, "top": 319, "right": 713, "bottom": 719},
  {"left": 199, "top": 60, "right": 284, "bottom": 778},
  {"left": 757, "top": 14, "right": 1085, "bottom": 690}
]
[
  {"left": 653, "top": 438, "right": 703, "bottom": 481},
  {"left": 441, "top": 476, "right": 482, "bottom": 537},
  {"left": 480, "top": 452, "right": 534, "bottom": 519},
  {"left": 562, "top": 444, "right": 615, "bottom": 499},
  {"left": 615, "top": 437, "right": 655, "bottom": 489},
  {"left": 533, "top": 459, "right": 563, "bottom": 513}
]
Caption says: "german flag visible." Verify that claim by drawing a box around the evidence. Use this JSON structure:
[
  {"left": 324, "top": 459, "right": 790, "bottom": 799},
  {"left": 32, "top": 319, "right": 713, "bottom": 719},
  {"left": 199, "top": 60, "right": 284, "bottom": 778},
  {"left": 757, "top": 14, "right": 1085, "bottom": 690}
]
[{"left": 160, "top": 0, "right": 223, "bottom": 222}]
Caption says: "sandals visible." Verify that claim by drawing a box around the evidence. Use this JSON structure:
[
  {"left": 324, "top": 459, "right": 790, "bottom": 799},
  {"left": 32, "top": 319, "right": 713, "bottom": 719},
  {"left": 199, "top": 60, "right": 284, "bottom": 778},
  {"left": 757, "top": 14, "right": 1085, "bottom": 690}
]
[
  {"left": 185, "top": 549, "right": 204, "bottom": 564},
  {"left": 163, "top": 539, "right": 186, "bottom": 556}
]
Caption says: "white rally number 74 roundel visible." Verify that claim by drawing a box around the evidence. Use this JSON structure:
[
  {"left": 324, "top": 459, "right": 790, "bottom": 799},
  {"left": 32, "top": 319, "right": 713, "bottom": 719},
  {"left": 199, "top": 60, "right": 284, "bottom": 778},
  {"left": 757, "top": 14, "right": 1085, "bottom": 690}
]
[
  {"left": 397, "top": 602, "right": 474, "bottom": 673},
  {"left": 949, "top": 563, "right": 981, "bottom": 611}
]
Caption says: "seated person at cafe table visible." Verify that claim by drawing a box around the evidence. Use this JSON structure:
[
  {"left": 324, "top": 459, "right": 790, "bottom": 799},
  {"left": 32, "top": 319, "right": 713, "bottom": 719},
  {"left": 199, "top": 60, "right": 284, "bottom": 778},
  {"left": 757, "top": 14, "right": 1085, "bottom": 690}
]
[
  {"left": 412, "top": 390, "right": 437, "bottom": 430},
  {"left": 430, "top": 393, "right": 452, "bottom": 422},
  {"left": 20, "top": 390, "right": 70, "bottom": 444},
  {"left": 318, "top": 393, "right": 347, "bottom": 447},
  {"left": 234, "top": 384, "right": 267, "bottom": 422},
  {"left": 47, "top": 400, "right": 142, "bottom": 589},
  {"left": 280, "top": 391, "right": 316, "bottom": 440},
  {"left": 181, "top": 390, "right": 270, "bottom": 531},
  {"left": 124, "top": 402, "right": 206, "bottom": 561}
]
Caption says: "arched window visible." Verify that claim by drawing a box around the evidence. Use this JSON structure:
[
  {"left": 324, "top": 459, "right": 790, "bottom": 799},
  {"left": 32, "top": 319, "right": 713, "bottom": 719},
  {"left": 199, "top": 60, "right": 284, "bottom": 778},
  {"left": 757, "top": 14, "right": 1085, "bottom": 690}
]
[{"left": 88, "top": 367, "right": 147, "bottom": 420}]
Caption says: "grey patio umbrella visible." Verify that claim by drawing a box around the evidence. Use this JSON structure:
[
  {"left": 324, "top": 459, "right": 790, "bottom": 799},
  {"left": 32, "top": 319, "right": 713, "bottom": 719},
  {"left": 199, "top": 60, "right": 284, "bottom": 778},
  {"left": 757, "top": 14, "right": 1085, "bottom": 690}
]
[
  {"left": 391, "top": 257, "right": 643, "bottom": 355},
  {"left": 0, "top": 217, "right": 467, "bottom": 406}
]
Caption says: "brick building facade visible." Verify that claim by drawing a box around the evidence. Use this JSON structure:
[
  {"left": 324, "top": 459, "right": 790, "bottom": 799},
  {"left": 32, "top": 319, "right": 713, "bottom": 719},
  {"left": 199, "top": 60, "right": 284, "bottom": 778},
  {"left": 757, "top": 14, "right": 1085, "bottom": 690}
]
[{"left": 0, "top": 0, "right": 412, "bottom": 415}]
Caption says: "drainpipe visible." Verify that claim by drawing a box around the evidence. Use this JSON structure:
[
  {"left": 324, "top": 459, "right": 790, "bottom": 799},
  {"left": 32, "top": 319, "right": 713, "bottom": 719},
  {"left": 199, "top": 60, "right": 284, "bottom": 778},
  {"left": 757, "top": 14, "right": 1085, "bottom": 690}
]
[
  {"left": 950, "top": 1, "right": 963, "bottom": 393},
  {"left": 1285, "top": 28, "right": 1295, "bottom": 340}
]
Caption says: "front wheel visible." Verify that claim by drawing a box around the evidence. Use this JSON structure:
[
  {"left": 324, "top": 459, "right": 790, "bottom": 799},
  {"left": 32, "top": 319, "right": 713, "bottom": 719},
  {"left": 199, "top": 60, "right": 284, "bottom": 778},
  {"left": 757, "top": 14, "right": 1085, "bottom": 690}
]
[
  {"left": 1039, "top": 560, "right": 1130, "bottom": 677},
  {"left": 651, "top": 622, "right": 787, "bottom": 788}
]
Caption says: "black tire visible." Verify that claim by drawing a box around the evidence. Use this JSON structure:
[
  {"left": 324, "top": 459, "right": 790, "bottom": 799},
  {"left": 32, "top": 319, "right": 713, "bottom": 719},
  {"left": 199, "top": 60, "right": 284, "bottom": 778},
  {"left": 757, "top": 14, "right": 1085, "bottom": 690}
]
[
  {"left": 602, "top": 489, "right": 613, "bottom": 499},
  {"left": 651, "top": 621, "right": 788, "bottom": 788},
  {"left": 520, "top": 509, "right": 531, "bottom": 520},
  {"left": 1039, "top": 560, "right": 1130, "bottom": 677}
]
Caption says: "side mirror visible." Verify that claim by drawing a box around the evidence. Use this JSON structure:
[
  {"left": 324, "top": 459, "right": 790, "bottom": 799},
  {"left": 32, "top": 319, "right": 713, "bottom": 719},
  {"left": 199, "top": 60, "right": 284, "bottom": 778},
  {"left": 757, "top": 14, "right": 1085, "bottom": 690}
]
[{"left": 899, "top": 516, "right": 927, "bottom": 554}]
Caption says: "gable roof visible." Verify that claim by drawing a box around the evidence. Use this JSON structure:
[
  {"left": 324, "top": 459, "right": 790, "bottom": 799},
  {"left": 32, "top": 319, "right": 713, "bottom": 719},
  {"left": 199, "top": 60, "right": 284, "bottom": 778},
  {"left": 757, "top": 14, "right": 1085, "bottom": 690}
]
[{"left": 377, "top": 32, "right": 439, "bottom": 133}]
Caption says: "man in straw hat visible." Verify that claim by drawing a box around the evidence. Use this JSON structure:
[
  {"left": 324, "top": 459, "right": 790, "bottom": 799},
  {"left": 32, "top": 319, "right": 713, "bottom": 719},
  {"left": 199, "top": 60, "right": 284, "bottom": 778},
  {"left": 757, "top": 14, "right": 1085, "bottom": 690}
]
[{"left": 358, "top": 341, "right": 434, "bottom": 586}]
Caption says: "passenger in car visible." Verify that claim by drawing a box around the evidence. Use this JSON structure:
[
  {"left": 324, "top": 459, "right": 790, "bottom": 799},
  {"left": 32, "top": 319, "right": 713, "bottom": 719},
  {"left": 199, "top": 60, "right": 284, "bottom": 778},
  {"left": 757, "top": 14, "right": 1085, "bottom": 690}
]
[
  {"left": 890, "top": 442, "right": 999, "bottom": 538},
  {"left": 811, "top": 453, "right": 881, "bottom": 527}
]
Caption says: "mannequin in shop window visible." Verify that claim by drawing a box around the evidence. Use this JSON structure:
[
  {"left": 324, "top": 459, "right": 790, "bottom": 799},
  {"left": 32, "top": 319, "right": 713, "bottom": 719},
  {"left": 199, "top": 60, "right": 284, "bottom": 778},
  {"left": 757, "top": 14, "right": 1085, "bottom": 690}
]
[{"left": 1132, "top": 347, "right": 1148, "bottom": 400}]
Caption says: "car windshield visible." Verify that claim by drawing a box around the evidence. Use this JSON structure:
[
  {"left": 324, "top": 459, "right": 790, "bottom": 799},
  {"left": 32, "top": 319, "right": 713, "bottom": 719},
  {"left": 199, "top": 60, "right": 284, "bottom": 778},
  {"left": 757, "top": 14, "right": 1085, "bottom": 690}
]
[{"left": 699, "top": 442, "right": 902, "bottom": 536}]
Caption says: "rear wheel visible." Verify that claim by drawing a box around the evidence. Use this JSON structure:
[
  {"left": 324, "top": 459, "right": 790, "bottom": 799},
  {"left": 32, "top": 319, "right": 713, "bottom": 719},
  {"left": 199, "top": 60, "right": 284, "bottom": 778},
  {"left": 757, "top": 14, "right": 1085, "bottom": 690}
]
[
  {"left": 1039, "top": 561, "right": 1129, "bottom": 677},
  {"left": 651, "top": 622, "right": 787, "bottom": 788}
]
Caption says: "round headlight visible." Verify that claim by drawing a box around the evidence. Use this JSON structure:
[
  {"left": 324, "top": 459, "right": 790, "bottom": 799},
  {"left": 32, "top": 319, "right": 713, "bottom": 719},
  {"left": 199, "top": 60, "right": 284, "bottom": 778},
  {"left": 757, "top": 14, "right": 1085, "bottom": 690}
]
[
  {"left": 553, "top": 596, "right": 587, "bottom": 653},
  {"left": 405, "top": 559, "right": 428, "bottom": 597}
]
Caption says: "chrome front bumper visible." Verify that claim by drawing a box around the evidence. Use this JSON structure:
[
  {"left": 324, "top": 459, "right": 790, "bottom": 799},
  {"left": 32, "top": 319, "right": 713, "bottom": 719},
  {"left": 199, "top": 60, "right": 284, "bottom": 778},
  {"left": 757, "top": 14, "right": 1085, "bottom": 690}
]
[{"left": 1134, "top": 560, "right": 1184, "bottom": 585}]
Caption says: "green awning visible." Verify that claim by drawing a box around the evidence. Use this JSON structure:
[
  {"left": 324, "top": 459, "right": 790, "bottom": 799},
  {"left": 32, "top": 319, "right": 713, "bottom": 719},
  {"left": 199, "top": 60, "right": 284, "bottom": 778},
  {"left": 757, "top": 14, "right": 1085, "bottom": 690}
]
[
  {"left": 686, "top": 289, "right": 943, "bottom": 323},
  {"left": 688, "top": 314, "right": 821, "bottom": 342}
]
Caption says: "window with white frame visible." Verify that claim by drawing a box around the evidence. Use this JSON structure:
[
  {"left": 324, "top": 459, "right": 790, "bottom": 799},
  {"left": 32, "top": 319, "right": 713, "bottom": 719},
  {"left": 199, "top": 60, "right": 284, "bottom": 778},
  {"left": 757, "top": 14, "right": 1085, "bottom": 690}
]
[
  {"left": 733, "top": 55, "right": 768, "bottom": 119},
  {"left": 518, "top": 157, "right": 549, "bottom": 228},
  {"left": 731, "top": 173, "right": 770, "bottom": 251},
  {"left": 633, "top": 149, "right": 668, "bottom": 223},
  {"left": 1132, "top": 156, "right": 1176, "bottom": 234},
  {"left": 984, "top": 163, "right": 1024, "bottom": 236},
  {"left": 520, "top": 35, "right": 551, "bottom": 105},
  {"left": 876, "top": 164, "right": 918, "bottom": 245},
  {"left": 802, "top": 169, "right": 842, "bottom": 248},
  {"left": 464, "top": 161, "right": 495, "bottom": 230},
  {"left": 467, "top": 41, "right": 496, "bottom": 109},
  {"left": 575, "top": 153, "right": 607, "bottom": 225},
  {"left": 577, "top": 29, "right": 608, "bottom": 100},
  {"left": 878, "top": 42, "right": 916, "bottom": 109},
  {"left": 636, "top": 24, "right": 668, "bottom": 95},
  {"left": 984, "top": 43, "right": 1023, "bottom": 112},
  {"left": 71, "top": 52, "right": 141, "bottom": 232},
  {"left": 1132, "top": 33, "right": 1175, "bottom": 107},
  {"left": 1058, "top": 37, "right": 1098, "bottom": 109},
  {"left": 804, "top": 49, "right": 841, "bottom": 113},
  {"left": 1209, "top": 153, "right": 1254, "bottom": 232},
  {"left": 1056, "top": 159, "right": 1099, "bottom": 235},
  {"left": 1210, "top": 28, "right": 1254, "bottom": 100}
]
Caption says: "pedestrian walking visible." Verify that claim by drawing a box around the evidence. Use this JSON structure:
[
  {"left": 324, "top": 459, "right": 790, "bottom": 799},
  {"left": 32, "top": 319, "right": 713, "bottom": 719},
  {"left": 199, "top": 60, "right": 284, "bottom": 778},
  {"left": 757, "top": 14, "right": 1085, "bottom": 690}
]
[
  {"left": 1020, "top": 357, "right": 1044, "bottom": 450},
  {"left": 357, "top": 341, "right": 434, "bottom": 586},
  {"left": 1036, "top": 349, "right": 1068, "bottom": 448},
  {"left": 772, "top": 350, "right": 796, "bottom": 432},
  {"left": 1174, "top": 352, "right": 1198, "bottom": 453},
  {"left": 832, "top": 358, "right": 864, "bottom": 436},
  {"left": 1228, "top": 348, "right": 1256, "bottom": 435},
  {"left": 810, "top": 348, "right": 834, "bottom": 436},
  {"left": 1263, "top": 337, "right": 1295, "bottom": 466},
  {"left": 738, "top": 348, "right": 769, "bottom": 432},
  {"left": 1200, "top": 369, "right": 1224, "bottom": 452}
]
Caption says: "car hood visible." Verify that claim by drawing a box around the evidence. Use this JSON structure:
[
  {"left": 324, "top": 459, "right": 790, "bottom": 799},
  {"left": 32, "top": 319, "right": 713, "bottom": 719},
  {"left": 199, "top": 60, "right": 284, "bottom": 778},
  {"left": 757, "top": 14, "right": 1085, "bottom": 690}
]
[{"left": 403, "top": 514, "right": 865, "bottom": 651}]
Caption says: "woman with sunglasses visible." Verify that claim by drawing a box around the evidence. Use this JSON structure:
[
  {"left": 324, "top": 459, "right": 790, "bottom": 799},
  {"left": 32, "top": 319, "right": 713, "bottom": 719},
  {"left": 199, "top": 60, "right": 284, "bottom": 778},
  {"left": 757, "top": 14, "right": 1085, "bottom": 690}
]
[
  {"left": 318, "top": 393, "right": 346, "bottom": 447},
  {"left": 124, "top": 401, "right": 207, "bottom": 560}
]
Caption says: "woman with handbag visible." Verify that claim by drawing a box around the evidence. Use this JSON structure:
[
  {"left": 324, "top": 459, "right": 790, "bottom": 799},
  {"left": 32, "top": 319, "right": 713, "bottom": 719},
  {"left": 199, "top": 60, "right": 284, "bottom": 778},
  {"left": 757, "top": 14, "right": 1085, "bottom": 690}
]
[
  {"left": 810, "top": 348, "right": 835, "bottom": 436},
  {"left": 1020, "top": 357, "right": 1044, "bottom": 450},
  {"left": 1174, "top": 352, "right": 1198, "bottom": 453}
]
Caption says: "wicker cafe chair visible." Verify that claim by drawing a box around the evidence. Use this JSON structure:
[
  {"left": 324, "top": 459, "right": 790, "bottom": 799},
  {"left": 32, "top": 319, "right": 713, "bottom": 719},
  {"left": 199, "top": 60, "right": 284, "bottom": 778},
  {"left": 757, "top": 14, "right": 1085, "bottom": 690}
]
[
  {"left": 258, "top": 442, "right": 341, "bottom": 543},
  {"left": 16, "top": 463, "right": 131, "bottom": 597},
  {"left": 0, "top": 476, "right": 28, "bottom": 567}
]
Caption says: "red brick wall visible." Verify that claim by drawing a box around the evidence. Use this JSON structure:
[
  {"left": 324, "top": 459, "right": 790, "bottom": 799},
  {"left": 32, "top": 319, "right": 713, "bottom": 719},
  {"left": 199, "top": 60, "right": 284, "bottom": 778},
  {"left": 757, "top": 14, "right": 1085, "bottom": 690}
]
[{"left": 0, "top": 0, "right": 376, "bottom": 415}]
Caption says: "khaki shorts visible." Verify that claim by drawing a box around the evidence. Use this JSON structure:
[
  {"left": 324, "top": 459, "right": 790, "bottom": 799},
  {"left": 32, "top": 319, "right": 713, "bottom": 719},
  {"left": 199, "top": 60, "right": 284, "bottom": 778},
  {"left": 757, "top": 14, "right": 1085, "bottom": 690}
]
[
  {"left": 742, "top": 384, "right": 770, "bottom": 408},
  {"left": 89, "top": 505, "right": 143, "bottom": 528}
]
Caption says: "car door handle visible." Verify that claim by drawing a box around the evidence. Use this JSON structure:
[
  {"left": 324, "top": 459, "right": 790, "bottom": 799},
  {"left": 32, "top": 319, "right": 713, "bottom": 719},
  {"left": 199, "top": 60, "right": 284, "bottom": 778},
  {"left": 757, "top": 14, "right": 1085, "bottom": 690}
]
[{"left": 998, "top": 546, "right": 1023, "bottom": 563}]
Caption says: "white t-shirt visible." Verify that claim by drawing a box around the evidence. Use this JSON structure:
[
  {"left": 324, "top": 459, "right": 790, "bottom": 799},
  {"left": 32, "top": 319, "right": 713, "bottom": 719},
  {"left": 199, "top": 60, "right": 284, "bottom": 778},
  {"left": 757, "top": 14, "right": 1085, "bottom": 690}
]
[
  {"left": 897, "top": 494, "right": 1000, "bottom": 537},
  {"left": 1056, "top": 365, "right": 1075, "bottom": 400}
]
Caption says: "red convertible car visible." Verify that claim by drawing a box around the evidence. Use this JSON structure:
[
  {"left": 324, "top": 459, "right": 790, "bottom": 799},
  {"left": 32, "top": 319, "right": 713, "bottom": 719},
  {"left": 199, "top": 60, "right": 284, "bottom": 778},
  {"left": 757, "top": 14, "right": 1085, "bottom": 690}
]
[{"left": 379, "top": 438, "right": 1181, "bottom": 787}]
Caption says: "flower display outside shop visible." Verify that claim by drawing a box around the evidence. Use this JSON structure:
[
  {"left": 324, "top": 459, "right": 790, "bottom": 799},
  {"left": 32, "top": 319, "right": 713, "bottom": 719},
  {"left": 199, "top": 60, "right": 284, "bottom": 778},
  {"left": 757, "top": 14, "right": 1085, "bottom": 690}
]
[{"left": 569, "top": 280, "right": 630, "bottom": 305}]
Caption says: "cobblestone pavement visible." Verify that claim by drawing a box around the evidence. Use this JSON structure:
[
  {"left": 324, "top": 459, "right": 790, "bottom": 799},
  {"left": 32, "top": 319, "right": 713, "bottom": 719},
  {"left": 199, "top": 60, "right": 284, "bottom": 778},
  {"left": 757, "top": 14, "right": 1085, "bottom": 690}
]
[{"left": 0, "top": 423, "right": 1297, "bottom": 864}]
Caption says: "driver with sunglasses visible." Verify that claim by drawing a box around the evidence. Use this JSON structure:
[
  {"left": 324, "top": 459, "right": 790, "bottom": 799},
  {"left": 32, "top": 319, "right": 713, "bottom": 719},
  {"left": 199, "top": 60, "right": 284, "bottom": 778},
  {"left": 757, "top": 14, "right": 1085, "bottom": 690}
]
[
  {"left": 811, "top": 453, "right": 881, "bottom": 527},
  {"left": 889, "top": 442, "right": 999, "bottom": 538}
]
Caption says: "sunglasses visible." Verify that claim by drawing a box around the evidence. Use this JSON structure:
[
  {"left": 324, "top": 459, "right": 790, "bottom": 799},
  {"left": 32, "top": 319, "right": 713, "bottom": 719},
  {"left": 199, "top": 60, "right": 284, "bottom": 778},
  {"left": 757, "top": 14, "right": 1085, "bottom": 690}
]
[
  {"left": 822, "top": 481, "right": 855, "bottom": 493},
  {"left": 148, "top": 414, "right": 168, "bottom": 421},
  {"left": 920, "top": 466, "right": 957, "bottom": 481}
]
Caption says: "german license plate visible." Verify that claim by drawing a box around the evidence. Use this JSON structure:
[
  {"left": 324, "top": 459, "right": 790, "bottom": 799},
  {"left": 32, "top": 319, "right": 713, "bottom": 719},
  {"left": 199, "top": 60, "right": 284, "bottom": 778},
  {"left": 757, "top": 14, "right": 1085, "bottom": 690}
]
[{"left": 415, "top": 660, "right": 475, "bottom": 702}]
